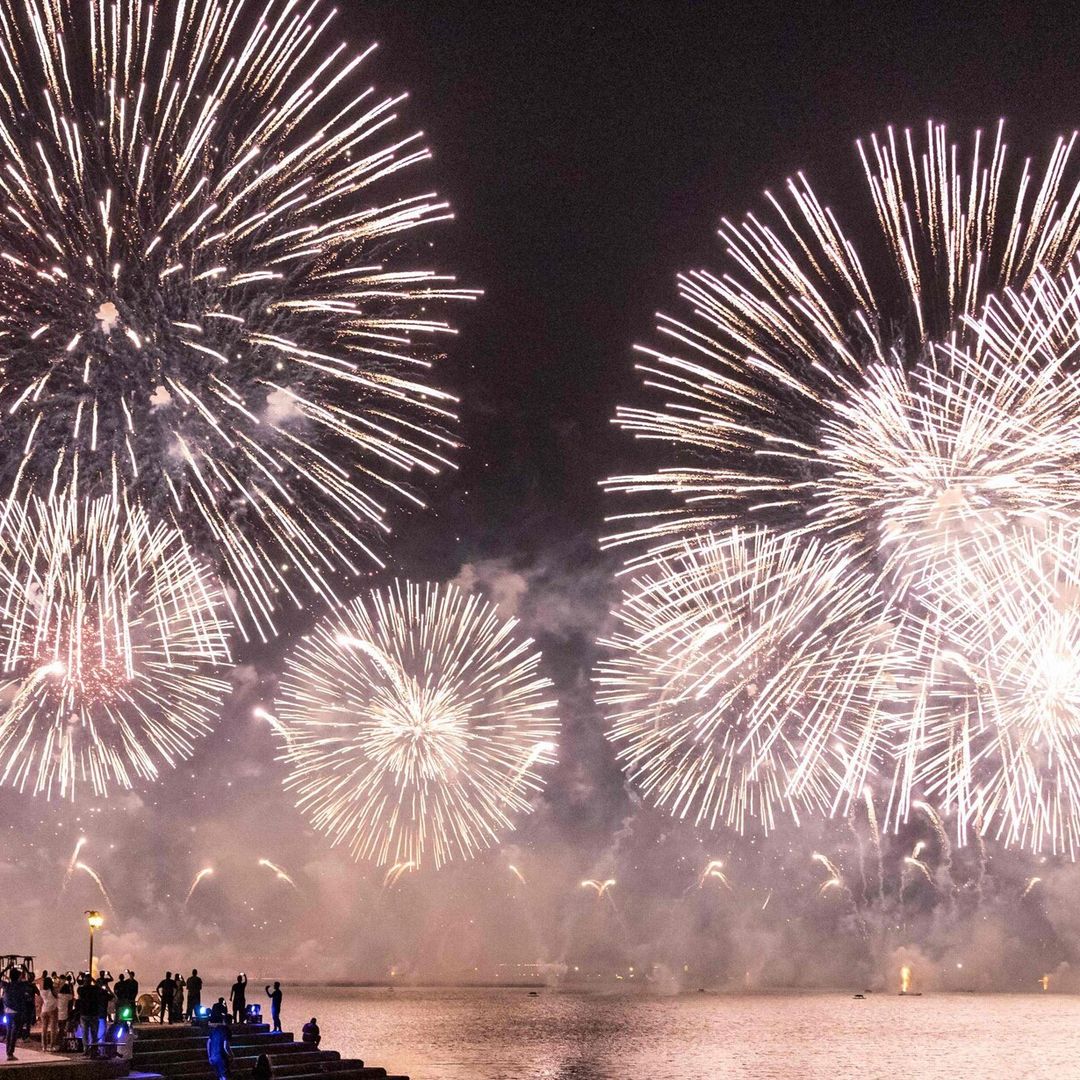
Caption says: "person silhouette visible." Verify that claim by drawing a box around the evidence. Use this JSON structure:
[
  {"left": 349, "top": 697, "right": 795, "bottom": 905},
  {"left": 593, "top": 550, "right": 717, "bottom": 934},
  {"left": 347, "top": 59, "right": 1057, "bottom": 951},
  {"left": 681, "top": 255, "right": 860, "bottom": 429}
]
[
  {"left": 264, "top": 983, "right": 282, "bottom": 1033},
  {"left": 156, "top": 972, "right": 175, "bottom": 1024},
  {"left": 207, "top": 1002, "right": 231, "bottom": 1080},
  {"left": 186, "top": 970, "right": 203, "bottom": 1020},
  {"left": 229, "top": 974, "right": 247, "bottom": 1024}
]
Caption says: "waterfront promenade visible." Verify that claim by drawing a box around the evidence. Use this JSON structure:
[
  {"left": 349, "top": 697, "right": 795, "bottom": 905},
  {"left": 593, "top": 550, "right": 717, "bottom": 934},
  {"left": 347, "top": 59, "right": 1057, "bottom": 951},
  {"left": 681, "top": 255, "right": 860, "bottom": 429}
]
[{"left": 1, "top": 1021, "right": 407, "bottom": 1080}]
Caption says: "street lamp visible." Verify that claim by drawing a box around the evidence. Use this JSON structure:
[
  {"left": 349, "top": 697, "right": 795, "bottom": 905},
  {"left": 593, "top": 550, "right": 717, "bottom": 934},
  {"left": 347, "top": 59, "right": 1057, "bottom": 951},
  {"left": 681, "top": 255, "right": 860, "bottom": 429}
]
[{"left": 85, "top": 911, "right": 103, "bottom": 977}]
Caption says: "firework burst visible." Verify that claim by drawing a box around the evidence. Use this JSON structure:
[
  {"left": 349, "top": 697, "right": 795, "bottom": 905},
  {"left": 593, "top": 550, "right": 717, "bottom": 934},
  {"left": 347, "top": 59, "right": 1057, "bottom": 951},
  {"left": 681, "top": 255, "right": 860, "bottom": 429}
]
[
  {"left": 0, "top": 493, "right": 230, "bottom": 799},
  {"left": 603, "top": 123, "right": 1080, "bottom": 587},
  {"left": 0, "top": 0, "right": 476, "bottom": 637},
  {"left": 596, "top": 528, "right": 899, "bottom": 834},
  {"left": 274, "top": 581, "right": 559, "bottom": 869},
  {"left": 891, "top": 523, "right": 1080, "bottom": 855}
]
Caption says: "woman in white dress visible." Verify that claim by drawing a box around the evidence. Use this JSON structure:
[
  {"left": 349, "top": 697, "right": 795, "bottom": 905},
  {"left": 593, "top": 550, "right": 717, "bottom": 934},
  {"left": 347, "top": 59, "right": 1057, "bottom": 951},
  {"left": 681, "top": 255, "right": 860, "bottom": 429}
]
[{"left": 39, "top": 975, "right": 59, "bottom": 1051}]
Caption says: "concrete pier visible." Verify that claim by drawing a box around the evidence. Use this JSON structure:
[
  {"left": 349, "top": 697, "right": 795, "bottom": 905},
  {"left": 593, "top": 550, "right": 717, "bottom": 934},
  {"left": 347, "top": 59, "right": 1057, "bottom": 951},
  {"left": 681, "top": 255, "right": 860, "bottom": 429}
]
[
  {"left": 130, "top": 1022, "right": 407, "bottom": 1080},
  {"left": 0, "top": 1023, "right": 407, "bottom": 1080}
]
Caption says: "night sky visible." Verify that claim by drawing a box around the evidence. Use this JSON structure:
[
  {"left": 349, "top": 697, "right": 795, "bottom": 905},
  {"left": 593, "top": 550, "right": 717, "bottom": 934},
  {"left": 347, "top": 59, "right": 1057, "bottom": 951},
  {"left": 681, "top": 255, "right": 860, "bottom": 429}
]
[{"left": 7, "top": 2, "right": 1080, "bottom": 989}]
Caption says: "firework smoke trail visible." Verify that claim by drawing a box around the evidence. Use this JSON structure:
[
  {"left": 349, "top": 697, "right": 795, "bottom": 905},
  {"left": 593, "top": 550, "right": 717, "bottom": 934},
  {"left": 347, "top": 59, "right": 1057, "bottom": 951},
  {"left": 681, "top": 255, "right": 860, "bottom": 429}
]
[
  {"left": 0, "top": 0, "right": 478, "bottom": 640},
  {"left": 258, "top": 858, "right": 298, "bottom": 890},
  {"left": 915, "top": 800, "right": 955, "bottom": 894},
  {"left": 597, "top": 529, "right": 897, "bottom": 835},
  {"left": 812, "top": 851, "right": 847, "bottom": 901},
  {"left": 902, "top": 851, "right": 937, "bottom": 885},
  {"left": 603, "top": 123, "right": 1080, "bottom": 581},
  {"left": 76, "top": 861, "right": 114, "bottom": 911},
  {"left": 61, "top": 835, "right": 87, "bottom": 891},
  {"left": 974, "top": 826, "right": 988, "bottom": 908},
  {"left": 0, "top": 494, "right": 231, "bottom": 799},
  {"left": 274, "top": 581, "right": 559, "bottom": 870},
  {"left": 846, "top": 813, "right": 868, "bottom": 904},
  {"left": 862, "top": 788, "right": 886, "bottom": 905},
  {"left": 185, "top": 867, "right": 213, "bottom": 904}
]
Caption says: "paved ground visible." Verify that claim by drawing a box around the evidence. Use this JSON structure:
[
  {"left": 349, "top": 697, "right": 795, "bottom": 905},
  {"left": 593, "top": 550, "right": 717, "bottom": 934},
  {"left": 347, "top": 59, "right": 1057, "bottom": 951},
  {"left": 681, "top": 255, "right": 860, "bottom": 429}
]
[{"left": 2, "top": 1045, "right": 54, "bottom": 1064}]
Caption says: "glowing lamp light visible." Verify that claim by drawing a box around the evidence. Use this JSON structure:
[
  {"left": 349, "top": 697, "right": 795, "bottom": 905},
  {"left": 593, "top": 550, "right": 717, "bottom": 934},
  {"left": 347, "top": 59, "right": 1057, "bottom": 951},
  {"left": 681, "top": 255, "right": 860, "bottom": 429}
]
[{"left": 86, "top": 911, "right": 104, "bottom": 930}]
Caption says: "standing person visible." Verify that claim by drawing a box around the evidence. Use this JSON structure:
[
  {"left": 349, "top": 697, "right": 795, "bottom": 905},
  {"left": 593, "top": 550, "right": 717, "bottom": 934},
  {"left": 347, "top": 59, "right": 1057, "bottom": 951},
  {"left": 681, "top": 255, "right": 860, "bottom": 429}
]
[
  {"left": 16, "top": 969, "right": 39, "bottom": 1041},
  {"left": 113, "top": 973, "right": 130, "bottom": 1020},
  {"left": 228, "top": 974, "right": 247, "bottom": 1024},
  {"left": 206, "top": 1004, "right": 231, "bottom": 1080},
  {"left": 170, "top": 972, "right": 185, "bottom": 1023},
  {"left": 40, "top": 974, "right": 59, "bottom": 1052},
  {"left": 127, "top": 972, "right": 140, "bottom": 1021},
  {"left": 156, "top": 972, "right": 175, "bottom": 1024},
  {"left": 2, "top": 967, "right": 23, "bottom": 1061},
  {"left": 79, "top": 976, "right": 101, "bottom": 1056},
  {"left": 56, "top": 975, "right": 74, "bottom": 1048},
  {"left": 186, "top": 970, "right": 203, "bottom": 1020},
  {"left": 264, "top": 983, "right": 282, "bottom": 1033},
  {"left": 95, "top": 975, "right": 114, "bottom": 1041}
]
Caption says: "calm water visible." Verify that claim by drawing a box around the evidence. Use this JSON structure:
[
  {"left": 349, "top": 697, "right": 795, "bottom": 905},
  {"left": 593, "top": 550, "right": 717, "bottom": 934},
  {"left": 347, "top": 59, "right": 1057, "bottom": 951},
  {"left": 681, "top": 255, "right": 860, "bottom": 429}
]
[{"left": 209, "top": 985, "right": 1080, "bottom": 1079}]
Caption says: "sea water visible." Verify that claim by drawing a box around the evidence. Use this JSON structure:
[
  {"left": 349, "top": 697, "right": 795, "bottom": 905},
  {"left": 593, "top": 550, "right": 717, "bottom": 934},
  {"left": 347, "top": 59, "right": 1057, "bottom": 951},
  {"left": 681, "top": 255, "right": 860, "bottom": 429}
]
[{"left": 201, "top": 984, "right": 1080, "bottom": 1079}]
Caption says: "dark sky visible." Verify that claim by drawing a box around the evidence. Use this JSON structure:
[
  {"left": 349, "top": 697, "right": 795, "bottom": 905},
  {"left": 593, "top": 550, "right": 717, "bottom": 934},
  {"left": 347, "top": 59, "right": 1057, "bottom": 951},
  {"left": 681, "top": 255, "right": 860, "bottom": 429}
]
[{"left": 6, "top": 1, "right": 1080, "bottom": 989}]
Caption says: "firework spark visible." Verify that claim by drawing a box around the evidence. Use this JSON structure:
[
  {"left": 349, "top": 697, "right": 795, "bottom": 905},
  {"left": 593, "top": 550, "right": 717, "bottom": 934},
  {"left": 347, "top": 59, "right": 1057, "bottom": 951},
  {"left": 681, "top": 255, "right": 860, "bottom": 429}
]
[
  {"left": 597, "top": 528, "right": 899, "bottom": 834},
  {"left": 273, "top": 581, "right": 559, "bottom": 869},
  {"left": 888, "top": 523, "right": 1080, "bottom": 855},
  {"left": 604, "top": 123, "right": 1080, "bottom": 581},
  {"left": 508, "top": 864, "right": 527, "bottom": 885},
  {"left": 258, "top": 858, "right": 297, "bottom": 890},
  {"left": 698, "top": 859, "right": 732, "bottom": 890},
  {"left": 61, "top": 835, "right": 87, "bottom": 890},
  {"left": 185, "top": 867, "right": 213, "bottom": 904},
  {"left": 0, "top": 494, "right": 230, "bottom": 799},
  {"left": 0, "top": 0, "right": 477, "bottom": 638},
  {"left": 580, "top": 879, "right": 616, "bottom": 898},
  {"left": 602, "top": 121, "right": 1080, "bottom": 853},
  {"left": 76, "top": 861, "right": 113, "bottom": 911},
  {"left": 382, "top": 861, "right": 416, "bottom": 888}
]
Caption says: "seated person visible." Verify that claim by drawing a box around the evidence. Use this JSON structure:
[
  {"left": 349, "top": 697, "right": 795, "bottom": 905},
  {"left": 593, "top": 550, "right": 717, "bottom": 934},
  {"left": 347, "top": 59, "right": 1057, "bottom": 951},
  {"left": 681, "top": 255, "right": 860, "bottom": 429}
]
[{"left": 301, "top": 1018, "right": 320, "bottom": 1048}]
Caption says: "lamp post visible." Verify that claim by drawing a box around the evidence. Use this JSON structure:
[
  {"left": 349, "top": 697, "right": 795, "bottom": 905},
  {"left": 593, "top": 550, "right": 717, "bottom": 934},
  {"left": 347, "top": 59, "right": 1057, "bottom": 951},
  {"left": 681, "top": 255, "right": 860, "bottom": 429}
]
[{"left": 85, "top": 910, "right": 103, "bottom": 978}]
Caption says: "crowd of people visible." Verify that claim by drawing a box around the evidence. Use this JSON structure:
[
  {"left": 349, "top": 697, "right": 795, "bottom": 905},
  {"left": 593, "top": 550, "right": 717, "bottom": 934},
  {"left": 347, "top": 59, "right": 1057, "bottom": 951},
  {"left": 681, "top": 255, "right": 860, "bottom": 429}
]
[{"left": 0, "top": 961, "right": 318, "bottom": 1070}]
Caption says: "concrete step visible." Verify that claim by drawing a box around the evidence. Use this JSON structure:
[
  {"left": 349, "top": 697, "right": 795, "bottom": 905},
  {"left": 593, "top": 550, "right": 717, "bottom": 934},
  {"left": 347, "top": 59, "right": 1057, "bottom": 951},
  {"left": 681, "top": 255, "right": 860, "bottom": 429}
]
[
  {"left": 261, "top": 1072, "right": 395, "bottom": 1080},
  {"left": 149, "top": 1051, "right": 343, "bottom": 1075},
  {"left": 156, "top": 1060, "right": 367, "bottom": 1080},
  {"left": 134, "top": 1032, "right": 296, "bottom": 1056},
  {"left": 147, "top": 1062, "right": 406, "bottom": 1080},
  {"left": 136, "top": 1041, "right": 317, "bottom": 1065},
  {"left": 136, "top": 1023, "right": 271, "bottom": 1040}
]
